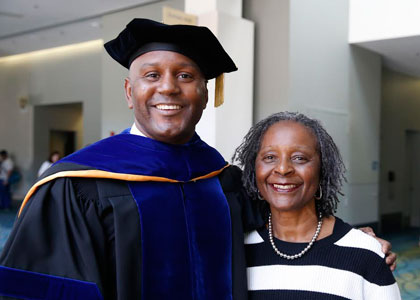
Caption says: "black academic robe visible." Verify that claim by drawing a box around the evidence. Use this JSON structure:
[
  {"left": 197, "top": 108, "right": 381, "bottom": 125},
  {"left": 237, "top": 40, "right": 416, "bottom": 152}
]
[{"left": 0, "top": 132, "right": 262, "bottom": 300}]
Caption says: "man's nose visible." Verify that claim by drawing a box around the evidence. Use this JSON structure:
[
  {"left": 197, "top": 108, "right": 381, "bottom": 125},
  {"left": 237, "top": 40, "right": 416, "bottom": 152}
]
[{"left": 157, "top": 74, "right": 180, "bottom": 95}]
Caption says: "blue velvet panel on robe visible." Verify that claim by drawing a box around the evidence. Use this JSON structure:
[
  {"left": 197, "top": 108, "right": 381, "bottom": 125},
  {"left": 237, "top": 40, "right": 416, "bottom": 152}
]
[{"left": 129, "top": 178, "right": 232, "bottom": 299}]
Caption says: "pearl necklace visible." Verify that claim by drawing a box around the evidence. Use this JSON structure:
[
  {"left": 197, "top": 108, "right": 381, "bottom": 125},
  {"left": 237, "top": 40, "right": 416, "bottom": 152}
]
[{"left": 268, "top": 212, "right": 323, "bottom": 260}]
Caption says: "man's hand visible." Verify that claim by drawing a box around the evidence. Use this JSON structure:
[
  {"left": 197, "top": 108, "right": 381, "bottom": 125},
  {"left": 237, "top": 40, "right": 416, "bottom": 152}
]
[{"left": 359, "top": 227, "right": 397, "bottom": 271}]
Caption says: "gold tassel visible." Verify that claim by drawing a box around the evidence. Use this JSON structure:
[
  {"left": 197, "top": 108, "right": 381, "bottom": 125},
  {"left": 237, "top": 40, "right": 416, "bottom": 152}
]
[{"left": 214, "top": 73, "right": 225, "bottom": 107}]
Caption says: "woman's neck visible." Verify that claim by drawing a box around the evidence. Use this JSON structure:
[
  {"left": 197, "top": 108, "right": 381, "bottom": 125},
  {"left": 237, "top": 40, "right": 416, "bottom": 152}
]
[{"left": 270, "top": 205, "right": 335, "bottom": 242}]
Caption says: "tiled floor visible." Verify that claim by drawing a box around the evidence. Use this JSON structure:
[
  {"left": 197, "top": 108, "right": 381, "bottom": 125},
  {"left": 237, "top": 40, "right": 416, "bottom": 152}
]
[
  {"left": 387, "top": 229, "right": 420, "bottom": 300},
  {"left": 0, "top": 211, "right": 419, "bottom": 299}
]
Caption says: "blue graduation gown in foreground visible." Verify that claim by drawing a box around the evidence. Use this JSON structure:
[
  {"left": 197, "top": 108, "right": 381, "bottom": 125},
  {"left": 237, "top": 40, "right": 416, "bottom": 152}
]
[{"left": 0, "top": 132, "right": 256, "bottom": 299}]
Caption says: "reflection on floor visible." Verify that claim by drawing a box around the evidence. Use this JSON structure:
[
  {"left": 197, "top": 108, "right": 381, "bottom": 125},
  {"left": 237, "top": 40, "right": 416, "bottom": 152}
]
[
  {"left": 0, "top": 208, "right": 17, "bottom": 253},
  {"left": 386, "top": 229, "right": 420, "bottom": 300},
  {"left": 0, "top": 210, "right": 419, "bottom": 299}
]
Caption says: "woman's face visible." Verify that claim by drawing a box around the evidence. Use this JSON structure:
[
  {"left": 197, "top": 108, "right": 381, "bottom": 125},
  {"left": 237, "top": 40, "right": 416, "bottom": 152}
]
[
  {"left": 255, "top": 121, "right": 321, "bottom": 212},
  {"left": 51, "top": 153, "right": 60, "bottom": 163}
]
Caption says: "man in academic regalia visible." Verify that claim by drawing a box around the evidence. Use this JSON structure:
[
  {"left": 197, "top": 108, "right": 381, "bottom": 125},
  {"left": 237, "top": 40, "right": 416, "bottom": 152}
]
[
  {"left": 0, "top": 19, "right": 395, "bottom": 300},
  {"left": 0, "top": 18, "right": 251, "bottom": 300}
]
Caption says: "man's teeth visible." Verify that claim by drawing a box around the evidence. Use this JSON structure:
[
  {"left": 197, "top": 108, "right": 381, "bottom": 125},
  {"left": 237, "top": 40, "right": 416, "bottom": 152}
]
[
  {"left": 156, "top": 104, "right": 182, "bottom": 110},
  {"left": 273, "top": 184, "right": 297, "bottom": 190}
]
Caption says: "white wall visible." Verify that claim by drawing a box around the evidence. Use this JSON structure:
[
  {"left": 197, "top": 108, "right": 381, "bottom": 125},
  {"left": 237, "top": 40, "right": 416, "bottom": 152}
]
[
  {"left": 244, "top": 0, "right": 382, "bottom": 225},
  {"left": 289, "top": 0, "right": 378, "bottom": 225},
  {"left": 380, "top": 68, "right": 420, "bottom": 218},
  {"left": 213, "top": 13, "right": 254, "bottom": 161},
  {"left": 243, "top": 0, "right": 290, "bottom": 122},
  {"left": 186, "top": 0, "right": 242, "bottom": 18},
  {"left": 0, "top": 63, "right": 33, "bottom": 172},
  {"left": 349, "top": 0, "right": 420, "bottom": 42},
  {"left": 0, "top": 41, "right": 102, "bottom": 197},
  {"left": 346, "top": 47, "right": 381, "bottom": 224}
]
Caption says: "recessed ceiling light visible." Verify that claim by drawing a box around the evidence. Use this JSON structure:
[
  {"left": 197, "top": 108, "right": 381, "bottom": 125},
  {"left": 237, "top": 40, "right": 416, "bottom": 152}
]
[{"left": 90, "top": 21, "right": 102, "bottom": 28}]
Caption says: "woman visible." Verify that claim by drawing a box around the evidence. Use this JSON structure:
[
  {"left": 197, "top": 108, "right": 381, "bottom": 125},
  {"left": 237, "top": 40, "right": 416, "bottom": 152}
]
[
  {"left": 0, "top": 150, "right": 14, "bottom": 209},
  {"left": 38, "top": 151, "right": 60, "bottom": 177},
  {"left": 233, "top": 112, "right": 401, "bottom": 299}
]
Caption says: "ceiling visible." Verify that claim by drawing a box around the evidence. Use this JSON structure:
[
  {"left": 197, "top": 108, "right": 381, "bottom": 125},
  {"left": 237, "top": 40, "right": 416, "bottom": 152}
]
[
  {"left": 354, "top": 35, "right": 420, "bottom": 78},
  {"left": 0, "top": 0, "right": 419, "bottom": 78},
  {"left": 0, "top": 0, "right": 157, "bottom": 57}
]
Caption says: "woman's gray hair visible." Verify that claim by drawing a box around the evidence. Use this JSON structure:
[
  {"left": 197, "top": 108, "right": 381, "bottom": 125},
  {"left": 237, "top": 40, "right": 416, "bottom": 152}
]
[{"left": 232, "top": 111, "right": 346, "bottom": 218}]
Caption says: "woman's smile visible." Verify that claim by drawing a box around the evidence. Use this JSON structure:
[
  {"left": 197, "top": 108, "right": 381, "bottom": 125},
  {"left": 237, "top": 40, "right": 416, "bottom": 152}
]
[{"left": 270, "top": 183, "right": 302, "bottom": 193}]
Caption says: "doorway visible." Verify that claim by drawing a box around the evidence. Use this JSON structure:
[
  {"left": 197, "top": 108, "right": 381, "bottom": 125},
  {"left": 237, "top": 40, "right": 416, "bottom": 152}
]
[
  {"left": 405, "top": 130, "right": 420, "bottom": 228},
  {"left": 33, "top": 103, "right": 83, "bottom": 180},
  {"left": 49, "top": 130, "right": 76, "bottom": 157}
]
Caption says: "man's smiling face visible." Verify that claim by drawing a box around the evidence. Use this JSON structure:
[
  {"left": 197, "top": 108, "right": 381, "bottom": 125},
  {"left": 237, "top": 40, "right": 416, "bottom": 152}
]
[{"left": 125, "top": 50, "right": 208, "bottom": 144}]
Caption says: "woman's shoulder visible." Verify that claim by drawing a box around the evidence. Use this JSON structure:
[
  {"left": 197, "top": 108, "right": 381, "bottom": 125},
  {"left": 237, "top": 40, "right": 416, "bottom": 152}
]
[
  {"left": 334, "top": 217, "right": 384, "bottom": 259},
  {"left": 244, "top": 229, "right": 265, "bottom": 245}
]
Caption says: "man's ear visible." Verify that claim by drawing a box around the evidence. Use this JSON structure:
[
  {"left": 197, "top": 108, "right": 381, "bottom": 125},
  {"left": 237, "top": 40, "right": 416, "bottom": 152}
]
[
  {"left": 124, "top": 77, "right": 133, "bottom": 109},
  {"left": 203, "top": 81, "right": 208, "bottom": 109}
]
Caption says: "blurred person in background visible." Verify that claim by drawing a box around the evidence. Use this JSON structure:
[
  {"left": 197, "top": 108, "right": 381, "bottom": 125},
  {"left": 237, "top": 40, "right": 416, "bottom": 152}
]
[
  {"left": 0, "top": 150, "right": 13, "bottom": 210},
  {"left": 37, "top": 151, "right": 60, "bottom": 177}
]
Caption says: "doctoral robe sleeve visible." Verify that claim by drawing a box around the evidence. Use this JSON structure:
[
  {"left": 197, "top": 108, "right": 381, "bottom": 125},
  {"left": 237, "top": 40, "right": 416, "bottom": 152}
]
[
  {"left": 219, "top": 165, "right": 265, "bottom": 232},
  {"left": 0, "top": 177, "right": 116, "bottom": 299},
  {"left": 218, "top": 165, "right": 266, "bottom": 300}
]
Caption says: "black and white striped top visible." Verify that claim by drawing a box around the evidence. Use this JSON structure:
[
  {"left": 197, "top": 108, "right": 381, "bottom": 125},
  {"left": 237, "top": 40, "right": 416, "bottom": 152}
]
[{"left": 245, "top": 217, "right": 401, "bottom": 300}]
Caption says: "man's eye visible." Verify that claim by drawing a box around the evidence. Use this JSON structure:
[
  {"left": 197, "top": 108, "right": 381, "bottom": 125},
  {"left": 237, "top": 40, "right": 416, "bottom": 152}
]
[
  {"left": 263, "top": 155, "right": 275, "bottom": 162},
  {"left": 178, "top": 73, "right": 193, "bottom": 80},
  {"left": 145, "top": 73, "right": 159, "bottom": 79},
  {"left": 293, "top": 156, "right": 307, "bottom": 162}
]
